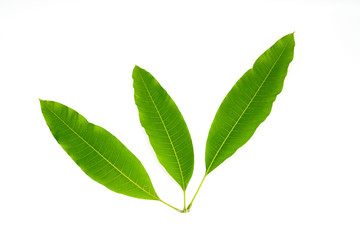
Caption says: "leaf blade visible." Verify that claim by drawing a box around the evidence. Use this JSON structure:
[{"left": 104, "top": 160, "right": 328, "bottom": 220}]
[
  {"left": 206, "top": 33, "right": 295, "bottom": 174},
  {"left": 132, "top": 66, "right": 194, "bottom": 190},
  {"left": 40, "top": 99, "right": 159, "bottom": 200}
]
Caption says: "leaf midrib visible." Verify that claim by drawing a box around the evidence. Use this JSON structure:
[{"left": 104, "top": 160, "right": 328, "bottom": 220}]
[
  {"left": 136, "top": 68, "right": 186, "bottom": 190},
  {"left": 44, "top": 103, "right": 158, "bottom": 200},
  {"left": 206, "top": 37, "right": 292, "bottom": 174}
]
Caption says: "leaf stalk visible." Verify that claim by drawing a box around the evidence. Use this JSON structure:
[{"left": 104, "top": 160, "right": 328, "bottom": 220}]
[
  {"left": 186, "top": 174, "right": 207, "bottom": 211},
  {"left": 159, "top": 199, "right": 182, "bottom": 212},
  {"left": 183, "top": 190, "right": 186, "bottom": 212}
]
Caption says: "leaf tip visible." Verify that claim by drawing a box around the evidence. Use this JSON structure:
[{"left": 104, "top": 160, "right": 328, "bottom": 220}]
[
  {"left": 289, "top": 32, "right": 295, "bottom": 46},
  {"left": 286, "top": 32, "right": 295, "bottom": 40},
  {"left": 39, "top": 98, "right": 46, "bottom": 106},
  {"left": 132, "top": 65, "right": 144, "bottom": 78},
  {"left": 133, "top": 65, "right": 142, "bottom": 72},
  {"left": 284, "top": 32, "right": 295, "bottom": 46}
]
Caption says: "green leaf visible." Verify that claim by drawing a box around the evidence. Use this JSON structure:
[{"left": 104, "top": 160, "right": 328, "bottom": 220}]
[
  {"left": 205, "top": 33, "right": 295, "bottom": 174},
  {"left": 40, "top": 99, "right": 159, "bottom": 200},
  {"left": 132, "top": 66, "right": 194, "bottom": 190}
]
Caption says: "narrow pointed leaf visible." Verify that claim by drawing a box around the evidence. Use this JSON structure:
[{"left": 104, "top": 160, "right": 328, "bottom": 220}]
[
  {"left": 132, "top": 66, "right": 194, "bottom": 190},
  {"left": 40, "top": 100, "right": 158, "bottom": 200},
  {"left": 206, "top": 33, "right": 295, "bottom": 174}
]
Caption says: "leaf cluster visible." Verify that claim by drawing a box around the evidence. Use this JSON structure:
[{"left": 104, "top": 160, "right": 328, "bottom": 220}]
[{"left": 40, "top": 33, "right": 295, "bottom": 213}]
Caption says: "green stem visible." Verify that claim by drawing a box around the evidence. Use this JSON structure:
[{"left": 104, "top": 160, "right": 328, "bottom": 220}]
[
  {"left": 186, "top": 174, "right": 207, "bottom": 211},
  {"left": 159, "top": 199, "right": 182, "bottom": 212},
  {"left": 183, "top": 190, "right": 186, "bottom": 212}
]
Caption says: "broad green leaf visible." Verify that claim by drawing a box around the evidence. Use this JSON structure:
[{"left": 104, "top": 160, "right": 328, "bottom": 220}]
[
  {"left": 132, "top": 66, "right": 194, "bottom": 190},
  {"left": 40, "top": 100, "right": 158, "bottom": 200},
  {"left": 205, "top": 33, "right": 295, "bottom": 174}
]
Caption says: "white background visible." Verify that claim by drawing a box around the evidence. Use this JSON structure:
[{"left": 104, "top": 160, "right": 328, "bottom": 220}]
[{"left": 1, "top": 0, "right": 360, "bottom": 239}]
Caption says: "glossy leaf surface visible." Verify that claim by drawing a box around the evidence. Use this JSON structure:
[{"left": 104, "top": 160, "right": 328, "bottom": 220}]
[
  {"left": 133, "top": 66, "right": 194, "bottom": 190},
  {"left": 40, "top": 100, "right": 158, "bottom": 200},
  {"left": 205, "top": 33, "right": 295, "bottom": 174}
]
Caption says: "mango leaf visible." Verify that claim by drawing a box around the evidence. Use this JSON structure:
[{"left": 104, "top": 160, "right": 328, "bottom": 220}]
[
  {"left": 40, "top": 100, "right": 159, "bottom": 200},
  {"left": 132, "top": 66, "right": 194, "bottom": 190},
  {"left": 205, "top": 33, "right": 295, "bottom": 174}
]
